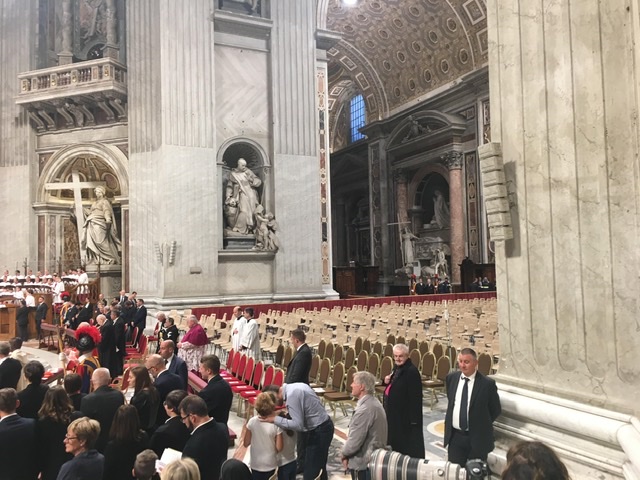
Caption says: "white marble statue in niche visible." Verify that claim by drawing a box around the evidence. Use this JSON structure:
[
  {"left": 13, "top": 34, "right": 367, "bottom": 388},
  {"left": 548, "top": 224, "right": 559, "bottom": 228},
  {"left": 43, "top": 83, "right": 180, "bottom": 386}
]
[
  {"left": 224, "top": 158, "right": 262, "bottom": 235},
  {"left": 400, "top": 227, "right": 419, "bottom": 265},
  {"left": 82, "top": 186, "right": 121, "bottom": 265},
  {"left": 430, "top": 189, "right": 450, "bottom": 229}
]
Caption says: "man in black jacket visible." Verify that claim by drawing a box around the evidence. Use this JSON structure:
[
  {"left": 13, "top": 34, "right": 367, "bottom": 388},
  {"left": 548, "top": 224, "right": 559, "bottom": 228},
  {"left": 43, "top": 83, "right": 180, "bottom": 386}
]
[
  {"left": 131, "top": 298, "right": 147, "bottom": 346},
  {"left": 159, "top": 340, "right": 188, "bottom": 390},
  {"left": 80, "top": 367, "right": 125, "bottom": 452},
  {"left": 0, "top": 387, "right": 37, "bottom": 480},
  {"left": 149, "top": 390, "right": 190, "bottom": 457},
  {"left": 35, "top": 296, "right": 48, "bottom": 339},
  {"left": 0, "top": 341, "right": 23, "bottom": 390},
  {"left": 285, "top": 328, "right": 312, "bottom": 384},
  {"left": 444, "top": 348, "right": 501, "bottom": 466},
  {"left": 197, "top": 354, "right": 232, "bottom": 424},
  {"left": 146, "top": 354, "right": 184, "bottom": 425},
  {"left": 180, "top": 395, "right": 228, "bottom": 480}
]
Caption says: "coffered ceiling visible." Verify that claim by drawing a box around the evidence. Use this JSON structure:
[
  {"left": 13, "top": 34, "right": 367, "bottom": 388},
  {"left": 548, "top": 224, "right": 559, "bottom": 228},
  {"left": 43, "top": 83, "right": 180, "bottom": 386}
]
[{"left": 325, "top": 0, "right": 488, "bottom": 118}]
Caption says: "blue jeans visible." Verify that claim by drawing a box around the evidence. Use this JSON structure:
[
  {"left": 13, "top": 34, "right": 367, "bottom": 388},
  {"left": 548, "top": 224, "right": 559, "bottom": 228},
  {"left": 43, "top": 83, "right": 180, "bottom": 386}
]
[
  {"left": 303, "top": 418, "right": 333, "bottom": 480},
  {"left": 278, "top": 461, "right": 296, "bottom": 480}
]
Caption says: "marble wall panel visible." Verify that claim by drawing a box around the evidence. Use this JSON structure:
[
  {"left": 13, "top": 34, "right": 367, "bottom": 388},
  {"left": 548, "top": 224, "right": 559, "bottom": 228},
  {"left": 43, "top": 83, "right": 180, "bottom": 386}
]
[
  {"left": 218, "top": 256, "right": 273, "bottom": 295},
  {"left": 215, "top": 45, "right": 270, "bottom": 151},
  {"left": 273, "top": 154, "right": 323, "bottom": 293},
  {"left": 489, "top": 0, "right": 640, "bottom": 412}
]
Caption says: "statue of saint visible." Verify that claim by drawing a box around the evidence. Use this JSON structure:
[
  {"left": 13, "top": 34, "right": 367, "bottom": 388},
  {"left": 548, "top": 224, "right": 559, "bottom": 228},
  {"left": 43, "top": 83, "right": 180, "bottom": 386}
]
[
  {"left": 432, "top": 190, "right": 450, "bottom": 229},
  {"left": 400, "top": 227, "right": 419, "bottom": 265},
  {"left": 225, "top": 158, "right": 262, "bottom": 235},
  {"left": 82, "top": 186, "right": 121, "bottom": 265}
]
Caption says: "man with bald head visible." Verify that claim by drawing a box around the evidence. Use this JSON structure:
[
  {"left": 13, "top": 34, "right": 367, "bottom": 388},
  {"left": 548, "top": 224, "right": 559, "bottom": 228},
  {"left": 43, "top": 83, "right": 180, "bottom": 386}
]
[
  {"left": 145, "top": 354, "right": 183, "bottom": 425},
  {"left": 80, "top": 367, "right": 125, "bottom": 452},
  {"left": 159, "top": 339, "right": 188, "bottom": 389}
]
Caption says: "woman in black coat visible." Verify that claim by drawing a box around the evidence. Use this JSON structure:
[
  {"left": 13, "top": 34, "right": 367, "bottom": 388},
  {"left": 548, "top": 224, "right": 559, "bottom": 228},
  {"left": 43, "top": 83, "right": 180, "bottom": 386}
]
[
  {"left": 36, "top": 386, "right": 82, "bottom": 480},
  {"left": 129, "top": 365, "right": 160, "bottom": 433},
  {"left": 17, "top": 360, "right": 49, "bottom": 419},
  {"left": 103, "top": 405, "right": 149, "bottom": 480},
  {"left": 382, "top": 343, "right": 425, "bottom": 458}
]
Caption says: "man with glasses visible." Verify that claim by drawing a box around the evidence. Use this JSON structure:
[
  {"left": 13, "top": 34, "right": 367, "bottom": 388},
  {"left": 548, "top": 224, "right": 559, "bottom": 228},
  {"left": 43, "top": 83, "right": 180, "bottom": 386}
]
[
  {"left": 179, "top": 395, "right": 229, "bottom": 480},
  {"left": 145, "top": 354, "right": 183, "bottom": 426}
]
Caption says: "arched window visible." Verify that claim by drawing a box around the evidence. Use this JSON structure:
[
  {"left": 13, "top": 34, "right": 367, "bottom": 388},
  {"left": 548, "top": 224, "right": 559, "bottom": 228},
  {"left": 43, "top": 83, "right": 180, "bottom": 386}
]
[{"left": 349, "top": 94, "right": 366, "bottom": 143}]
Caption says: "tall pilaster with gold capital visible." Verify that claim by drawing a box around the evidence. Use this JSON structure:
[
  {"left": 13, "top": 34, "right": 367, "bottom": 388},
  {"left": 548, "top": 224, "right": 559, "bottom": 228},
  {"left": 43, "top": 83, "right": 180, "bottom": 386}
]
[{"left": 443, "top": 151, "right": 464, "bottom": 284}]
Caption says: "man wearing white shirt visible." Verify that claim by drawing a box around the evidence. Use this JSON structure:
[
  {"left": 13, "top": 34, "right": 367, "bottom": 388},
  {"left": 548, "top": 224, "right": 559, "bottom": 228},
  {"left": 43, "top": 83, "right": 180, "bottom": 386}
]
[{"left": 444, "top": 348, "right": 501, "bottom": 466}]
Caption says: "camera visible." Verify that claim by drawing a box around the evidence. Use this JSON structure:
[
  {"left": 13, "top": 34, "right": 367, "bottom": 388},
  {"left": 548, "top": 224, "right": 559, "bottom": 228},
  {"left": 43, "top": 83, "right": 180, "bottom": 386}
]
[{"left": 369, "top": 449, "right": 490, "bottom": 480}]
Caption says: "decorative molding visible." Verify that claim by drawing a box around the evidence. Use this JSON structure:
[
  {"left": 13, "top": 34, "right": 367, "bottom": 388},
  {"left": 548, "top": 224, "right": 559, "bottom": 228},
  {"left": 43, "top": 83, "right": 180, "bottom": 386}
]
[{"left": 477, "top": 142, "right": 512, "bottom": 242}]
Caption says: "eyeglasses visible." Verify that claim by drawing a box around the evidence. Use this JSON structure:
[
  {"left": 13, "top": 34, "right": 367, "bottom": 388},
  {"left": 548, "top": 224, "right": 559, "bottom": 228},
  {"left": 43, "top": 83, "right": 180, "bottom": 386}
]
[
  {"left": 64, "top": 435, "right": 78, "bottom": 441},
  {"left": 180, "top": 414, "right": 191, "bottom": 423}
]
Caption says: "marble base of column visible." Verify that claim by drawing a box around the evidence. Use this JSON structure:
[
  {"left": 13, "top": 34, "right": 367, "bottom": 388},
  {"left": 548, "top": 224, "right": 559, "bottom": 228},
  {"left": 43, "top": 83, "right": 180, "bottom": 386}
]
[
  {"left": 57, "top": 52, "right": 73, "bottom": 65},
  {"left": 490, "top": 383, "right": 639, "bottom": 480}
]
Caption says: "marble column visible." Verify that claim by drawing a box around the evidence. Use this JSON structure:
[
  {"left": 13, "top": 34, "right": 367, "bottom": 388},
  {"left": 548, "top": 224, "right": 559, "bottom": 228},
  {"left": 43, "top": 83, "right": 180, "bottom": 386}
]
[
  {"left": 0, "top": 1, "right": 37, "bottom": 267},
  {"left": 487, "top": 0, "right": 640, "bottom": 477},
  {"left": 394, "top": 169, "right": 409, "bottom": 226},
  {"left": 270, "top": 0, "right": 334, "bottom": 299},
  {"left": 332, "top": 197, "right": 347, "bottom": 266},
  {"left": 444, "top": 152, "right": 463, "bottom": 284},
  {"left": 58, "top": 0, "right": 73, "bottom": 65},
  {"left": 127, "top": 0, "right": 218, "bottom": 304},
  {"left": 103, "top": 0, "right": 119, "bottom": 60}
]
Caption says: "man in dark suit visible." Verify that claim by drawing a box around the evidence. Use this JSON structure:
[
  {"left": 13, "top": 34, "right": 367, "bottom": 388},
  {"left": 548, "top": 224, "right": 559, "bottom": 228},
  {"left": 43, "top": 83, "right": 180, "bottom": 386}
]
[
  {"left": 159, "top": 339, "right": 188, "bottom": 389},
  {"left": 149, "top": 389, "right": 190, "bottom": 457},
  {"left": 156, "top": 314, "right": 180, "bottom": 353},
  {"left": 131, "top": 298, "right": 147, "bottom": 346},
  {"left": 0, "top": 341, "right": 23, "bottom": 390},
  {"left": 197, "top": 354, "right": 233, "bottom": 424},
  {"left": 180, "top": 395, "right": 228, "bottom": 480},
  {"left": 146, "top": 354, "right": 184, "bottom": 425},
  {"left": 98, "top": 310, "right": 117, "bottom": 377},
  {"left": 0, "top": 387, "right": 37, "bottom": 480},
  {"left": 80, "top": 367, "right": 125, "bottom": 452},
  {"left": 35, "top": 295, "right": 48, "bottom": 339},
  {"left": 76, "top": 299, "right": 93, "bottom": 326},
  {"left": 117, "top": 289, "right": 127, "bottom": 305},
  {"left": 444, "top": 347, "right": 501, "bottom": 466},
  {"left": 285, "top": 328, "right": 312, "bottom": 384},
  {"left": 112, "top": 306, "right": 126, "bottom": 376}
]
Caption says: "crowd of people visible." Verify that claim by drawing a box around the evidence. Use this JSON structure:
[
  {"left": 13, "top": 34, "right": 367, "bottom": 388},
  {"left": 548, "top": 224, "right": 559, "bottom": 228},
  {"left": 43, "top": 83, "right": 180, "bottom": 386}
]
[
  {"left": 413, "top": 276, "right": 451, "bottom": 295},
  {"left": 0, "top": 295, "right": 573, "bottom": 480}
]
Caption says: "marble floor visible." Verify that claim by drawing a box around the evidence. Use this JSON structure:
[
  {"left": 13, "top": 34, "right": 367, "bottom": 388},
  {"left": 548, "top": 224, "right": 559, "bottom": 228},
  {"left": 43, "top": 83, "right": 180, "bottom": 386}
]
[{"left": 26, "top": 343, "right": 450, "bottom": 480}]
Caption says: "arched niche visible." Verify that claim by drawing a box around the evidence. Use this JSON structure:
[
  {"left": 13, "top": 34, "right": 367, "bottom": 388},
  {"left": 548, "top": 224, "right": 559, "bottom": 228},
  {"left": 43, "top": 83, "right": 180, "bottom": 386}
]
[
  {"left": 218, "top": 138, "right": 272, "bottom": 246},
  {"left": 34, "top": 143, "right": 128, "bottom": 271}
]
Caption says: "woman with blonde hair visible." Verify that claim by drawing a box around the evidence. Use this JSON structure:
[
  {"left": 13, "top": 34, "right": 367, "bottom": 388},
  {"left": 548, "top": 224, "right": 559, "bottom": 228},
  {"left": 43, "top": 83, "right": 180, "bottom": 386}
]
[
  {"left": 56, "top": 416, "right": 104, "bottom": 479},
  {"left": 161, "top": 458, "right": 201, "bottom": 480},
  {"left": 243, "top": 392, "right": 283, "bottom": 480}
]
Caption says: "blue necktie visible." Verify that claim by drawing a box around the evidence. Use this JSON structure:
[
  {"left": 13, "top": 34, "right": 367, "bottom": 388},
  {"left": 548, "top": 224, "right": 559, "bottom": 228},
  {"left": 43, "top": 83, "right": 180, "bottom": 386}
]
[{"left": 459, "top": 377, "right": 469, "bottom": 431}]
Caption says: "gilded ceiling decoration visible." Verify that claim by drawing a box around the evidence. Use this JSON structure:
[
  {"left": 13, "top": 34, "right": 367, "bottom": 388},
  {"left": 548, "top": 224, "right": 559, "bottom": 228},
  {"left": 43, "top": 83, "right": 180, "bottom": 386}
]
[{"left": 326, "top": 0, "right": 488, "bottom": 116}]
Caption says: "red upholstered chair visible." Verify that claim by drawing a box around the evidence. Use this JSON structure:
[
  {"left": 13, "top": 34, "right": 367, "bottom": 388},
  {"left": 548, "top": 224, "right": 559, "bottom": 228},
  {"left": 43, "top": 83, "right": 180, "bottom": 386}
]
[
  {"left": 235, "top": 361, "right": 264, "bottom": 416},
  {"left": 227, "top": 355, "right": 251, "bottom": 387}
]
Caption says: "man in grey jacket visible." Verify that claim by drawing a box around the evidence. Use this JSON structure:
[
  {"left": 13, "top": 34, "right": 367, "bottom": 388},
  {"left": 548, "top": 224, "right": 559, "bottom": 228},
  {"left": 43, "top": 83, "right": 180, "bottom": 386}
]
[{"left": 341, "top": 371, "right": 388, "bottom": 480}]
